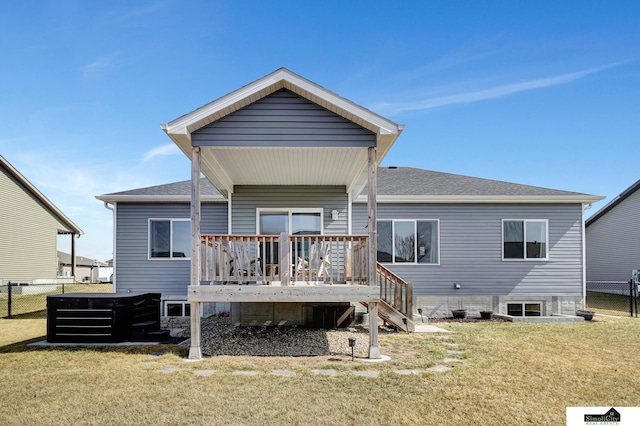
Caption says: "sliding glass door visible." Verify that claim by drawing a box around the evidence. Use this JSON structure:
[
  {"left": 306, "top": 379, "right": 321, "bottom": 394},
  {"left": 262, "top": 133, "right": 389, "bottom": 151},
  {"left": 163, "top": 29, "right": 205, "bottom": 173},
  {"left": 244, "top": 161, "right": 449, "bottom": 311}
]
[{"left": 258, "top": 210, "right": 322, "bottom": 272}]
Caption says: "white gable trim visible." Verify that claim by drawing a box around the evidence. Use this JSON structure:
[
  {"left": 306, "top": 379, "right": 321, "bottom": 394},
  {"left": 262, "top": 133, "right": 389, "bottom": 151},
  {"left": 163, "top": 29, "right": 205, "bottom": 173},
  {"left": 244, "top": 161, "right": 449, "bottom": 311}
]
[{"left": 161, "top": 68, "right": 402, "bottom": 138}]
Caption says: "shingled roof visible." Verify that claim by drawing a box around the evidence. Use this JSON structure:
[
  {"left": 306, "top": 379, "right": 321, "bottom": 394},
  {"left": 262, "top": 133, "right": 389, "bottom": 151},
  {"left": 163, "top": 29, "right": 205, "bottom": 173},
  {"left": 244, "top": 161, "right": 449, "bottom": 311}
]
[
  {"left": 374, "top": 167, "right": 592, "bottom": 197},
  {"left": 96, "top": 167, "right": 602, "bottom": 204},
  {"left": 96, "top": 178, "right": 223, "bottom": 202}
]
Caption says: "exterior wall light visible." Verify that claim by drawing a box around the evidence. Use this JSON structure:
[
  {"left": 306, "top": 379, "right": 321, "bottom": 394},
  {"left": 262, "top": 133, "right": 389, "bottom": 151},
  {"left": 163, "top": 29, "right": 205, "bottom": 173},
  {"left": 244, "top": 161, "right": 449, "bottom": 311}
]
[
  {"left": 331, "top": 210, "right": 339, "bottom": 220},
  {"left": 454, "top": 283, "right": 461, "bottom": 289}
]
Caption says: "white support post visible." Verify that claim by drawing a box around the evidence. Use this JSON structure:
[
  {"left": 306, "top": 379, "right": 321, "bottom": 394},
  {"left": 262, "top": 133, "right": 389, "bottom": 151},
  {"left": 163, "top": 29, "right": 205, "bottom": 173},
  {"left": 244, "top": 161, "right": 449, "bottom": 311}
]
[
  {"left": 189, "top": 146, "right": 202, "bottom": 360},
  {"left": 70, "top": 234, "right": 77, "bottom": 282},
  {"left": 279, "top": 232, "right": 290, "bottom": 286},
  {"left": 367, "top": 146, "right": 381, "bottom": 359}
]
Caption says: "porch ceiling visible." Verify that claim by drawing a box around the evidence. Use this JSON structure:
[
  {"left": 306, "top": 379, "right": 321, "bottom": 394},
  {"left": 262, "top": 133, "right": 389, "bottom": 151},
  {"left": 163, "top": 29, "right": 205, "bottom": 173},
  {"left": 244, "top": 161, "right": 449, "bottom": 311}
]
[{"left": 200, "top": 146, "right": 369, "bottom": 192}]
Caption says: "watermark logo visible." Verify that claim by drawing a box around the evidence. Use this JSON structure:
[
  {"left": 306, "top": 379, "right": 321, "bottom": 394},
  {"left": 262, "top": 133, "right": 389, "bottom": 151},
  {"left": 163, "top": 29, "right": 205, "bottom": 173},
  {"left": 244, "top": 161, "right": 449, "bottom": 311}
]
[
  {"left": 584, "top": 408, "right": 620, "bottom": 424},
  {"left": 567, "top": 407, "right": 639, "bottom": 426}
]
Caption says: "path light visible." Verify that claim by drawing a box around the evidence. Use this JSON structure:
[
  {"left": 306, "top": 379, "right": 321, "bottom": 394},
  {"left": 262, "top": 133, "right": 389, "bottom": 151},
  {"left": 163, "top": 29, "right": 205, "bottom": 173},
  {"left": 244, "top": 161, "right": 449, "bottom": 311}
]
[
  {"left": 418, "top": 308, "right": 424, "bottom": 323},
  {"left": 348, "top": 337, "right": 356, "bottom": 361},
  {"left": 402, "top": 317, "right": 410, "bottom": 333}
]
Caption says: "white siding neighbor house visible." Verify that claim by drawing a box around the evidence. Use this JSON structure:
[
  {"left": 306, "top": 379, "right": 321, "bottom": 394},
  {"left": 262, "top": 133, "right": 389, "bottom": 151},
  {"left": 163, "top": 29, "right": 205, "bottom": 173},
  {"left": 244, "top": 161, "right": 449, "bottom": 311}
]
[
  {"left": 586, "top": 179, "right": 640, "bottom": 282},
  {"left": 1, "top": 155, "right": 83, "bottom": 284}
]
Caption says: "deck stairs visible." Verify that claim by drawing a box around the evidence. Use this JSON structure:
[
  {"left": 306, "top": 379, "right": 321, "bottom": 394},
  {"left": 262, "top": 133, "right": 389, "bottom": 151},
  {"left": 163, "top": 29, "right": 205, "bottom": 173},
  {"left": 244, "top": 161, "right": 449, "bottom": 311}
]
[{"left": 361, "top": 263, "right": 415, "bottom": 332}]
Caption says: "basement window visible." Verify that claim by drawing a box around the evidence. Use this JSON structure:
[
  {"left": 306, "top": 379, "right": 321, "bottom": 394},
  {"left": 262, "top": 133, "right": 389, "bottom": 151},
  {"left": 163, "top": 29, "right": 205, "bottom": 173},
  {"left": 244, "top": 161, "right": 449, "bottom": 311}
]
[
  {"left": 507, "top": 302, "right": 542, "bottom": 317},
  {"left": 164, "top": 301, "right": 191, "bottom": 317}
]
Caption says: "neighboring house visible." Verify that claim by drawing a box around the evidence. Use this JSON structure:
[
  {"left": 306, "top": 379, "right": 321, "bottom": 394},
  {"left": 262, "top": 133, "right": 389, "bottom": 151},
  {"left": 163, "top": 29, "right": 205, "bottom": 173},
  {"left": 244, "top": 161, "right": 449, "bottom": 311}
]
[
  {"left": 56, "top": 251, "right": 111, "bottom": 282},
  {"left": 585, "top": 179, "right": 640, "bottom": 282},
  {"left": 96, "top": 68, "right": 602, "bottom": 359},
  {"left": 0, "top": 156, "right": 83, "bottom": 284}
]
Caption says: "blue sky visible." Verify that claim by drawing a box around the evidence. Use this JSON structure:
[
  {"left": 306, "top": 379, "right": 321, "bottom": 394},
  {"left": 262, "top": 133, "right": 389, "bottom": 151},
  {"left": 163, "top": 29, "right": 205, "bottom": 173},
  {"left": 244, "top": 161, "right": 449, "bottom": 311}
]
[{"left": 1, "top": 1, "right": 638, "bottom": 262}]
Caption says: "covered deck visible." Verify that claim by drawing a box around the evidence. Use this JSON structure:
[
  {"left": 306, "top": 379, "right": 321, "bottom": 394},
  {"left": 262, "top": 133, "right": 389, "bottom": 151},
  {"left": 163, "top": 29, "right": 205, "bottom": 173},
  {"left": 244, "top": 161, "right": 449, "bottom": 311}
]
[{"left": 160, "top": 68, "right": 405, "bottom": 359}]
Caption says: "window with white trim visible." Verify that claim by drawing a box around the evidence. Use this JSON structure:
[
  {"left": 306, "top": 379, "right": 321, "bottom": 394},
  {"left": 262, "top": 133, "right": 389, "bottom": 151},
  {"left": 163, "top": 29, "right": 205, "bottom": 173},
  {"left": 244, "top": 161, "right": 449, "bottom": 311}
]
[
  {"left": 377, "top": 220, "right": 439, "bottom": 264},
  {"left": 164, "top": 300, "right": 191, "bottom": 317},
  {"left": 149, "top": 219, "right": 190, "bottom": 259},
  {"left": 502, "top": 219, "right": 548, "bottom": 260},
  {"left": 507, "top": 302, "right": 542, "bottom": 317}
]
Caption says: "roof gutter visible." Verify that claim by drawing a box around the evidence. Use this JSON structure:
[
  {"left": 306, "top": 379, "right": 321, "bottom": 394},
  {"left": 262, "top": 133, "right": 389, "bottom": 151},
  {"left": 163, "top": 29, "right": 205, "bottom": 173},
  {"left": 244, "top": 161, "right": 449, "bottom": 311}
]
[
  {"left": 95, "top": 194, "right": 227, "bottom": 203},
  {"left": 355, "top": 195, "right": 606, "bottom": 204}
]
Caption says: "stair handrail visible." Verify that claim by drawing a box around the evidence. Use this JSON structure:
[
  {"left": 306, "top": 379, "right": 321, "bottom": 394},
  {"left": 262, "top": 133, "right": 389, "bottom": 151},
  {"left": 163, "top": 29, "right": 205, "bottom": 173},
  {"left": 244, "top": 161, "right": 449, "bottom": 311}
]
[{"left": 376, "top": 262, "right": 413, "bottom": 318}]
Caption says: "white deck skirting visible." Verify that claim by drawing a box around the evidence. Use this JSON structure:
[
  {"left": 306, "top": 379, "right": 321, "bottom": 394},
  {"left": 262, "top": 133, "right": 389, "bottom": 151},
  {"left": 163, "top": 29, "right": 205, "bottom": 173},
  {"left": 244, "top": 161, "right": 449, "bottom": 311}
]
[{"left": 188, "top": 283, "right": 380, "bottom": 303}]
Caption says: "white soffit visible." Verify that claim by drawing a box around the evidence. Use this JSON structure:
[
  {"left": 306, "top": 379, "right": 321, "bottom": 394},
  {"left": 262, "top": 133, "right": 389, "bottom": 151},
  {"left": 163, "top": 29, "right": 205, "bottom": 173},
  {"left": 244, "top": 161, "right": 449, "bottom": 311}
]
[{"left": 201, "top": 147, "right": 367, "bottom": 187}]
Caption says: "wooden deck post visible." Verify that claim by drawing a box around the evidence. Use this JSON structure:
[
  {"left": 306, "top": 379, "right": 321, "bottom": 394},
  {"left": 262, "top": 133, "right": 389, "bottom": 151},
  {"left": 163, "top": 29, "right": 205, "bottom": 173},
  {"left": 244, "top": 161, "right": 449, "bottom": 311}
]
[
  {"left": 279, "top": 232, "right": 290, "bottom": 286},
  {"left": 367, "top": 146, "right": 381, "bottom": 359},
  {"left": 189, "top": 146, "right": 202, "bottom": 360}
]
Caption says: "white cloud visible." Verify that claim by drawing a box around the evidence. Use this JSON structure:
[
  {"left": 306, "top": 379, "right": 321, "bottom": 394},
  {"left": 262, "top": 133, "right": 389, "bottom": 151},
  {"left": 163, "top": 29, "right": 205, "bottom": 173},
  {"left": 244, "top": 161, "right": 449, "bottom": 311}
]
[
  {"left": 110, "top": 1, "right": 169, "bottom": 22},
  {"left": 83, "top": 58, "right": 112, "bottom": 80},
  {"left": 376, "top": 62, "right": 624, "bottom": 115},
  {"left": 143, "top": 143, "right": 181, "bottom": 162}
]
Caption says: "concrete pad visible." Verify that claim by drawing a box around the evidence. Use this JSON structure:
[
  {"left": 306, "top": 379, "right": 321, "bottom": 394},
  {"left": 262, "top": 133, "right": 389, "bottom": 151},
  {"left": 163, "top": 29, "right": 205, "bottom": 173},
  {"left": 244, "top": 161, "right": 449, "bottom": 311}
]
[
  {"left": 495, "top": 314, "right": 585, "bottom": 323},
  {"left": 312, "top": 369, "right": 339, "bottom": 376},
  {"left": 394, "top": 369, "right": 420, "bottom": 375},
  {"left": 427, "top": 365, "right": 453, "bottom": 372},
  {"left": 357, "top": 354, "right": 392, "bottom": 363},
  {"left": 447, "top": 350, "right": 465, "bottom": 355},
  {"left": 414, "top": 324, "right": 450, "bottom": 333},
  {"left": 160, "top": 367, "right": 179, "bottom": 373},
  {"left": 443, "top": 342, "right": 461, "bottom": 347},
  {"left": 273, "top": 370, "right": 296, "bottom": 377},
  {"left": 443, "top": 358, "right": 464, "bottom": 363},
  {"left": 354, "top": 371, "right": 379, "bottom": 378},
  {"left": 194, "top": 370, "right": 217, "bottom": 377},
  {"left": 28, "top": 340, "right": 160, "bottom": 348},
  {"left": 232, "top": 371, "right": 259, "bottom": 376}
]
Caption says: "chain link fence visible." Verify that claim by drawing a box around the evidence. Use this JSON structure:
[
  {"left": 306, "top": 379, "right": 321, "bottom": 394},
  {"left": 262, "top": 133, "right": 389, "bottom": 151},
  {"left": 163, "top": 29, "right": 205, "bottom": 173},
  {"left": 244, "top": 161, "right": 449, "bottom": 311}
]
[
  {"left": 0, "top": 282, "right": 113, "bottom": 318},
  {"left": 585, "top": 281, "right": 638, "bottom": 317}
]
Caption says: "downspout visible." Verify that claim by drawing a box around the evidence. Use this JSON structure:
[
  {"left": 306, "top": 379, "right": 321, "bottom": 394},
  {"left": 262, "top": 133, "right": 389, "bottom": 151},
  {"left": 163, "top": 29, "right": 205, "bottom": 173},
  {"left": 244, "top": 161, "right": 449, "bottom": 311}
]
[
  {"left": 581, "top": 203, "right": 593, "bottom": 309},
  {"left": 71, "top": 234, "right": 77, "bottom": 281},
  {"left": 347, "top": 191, "right": 352, "bottom": 235},
  {"left": 228, "top": 192, "right": 232, "bottom": 234},
  {"left": 103, "top": 202, "right": 116, "bottom": 292}
]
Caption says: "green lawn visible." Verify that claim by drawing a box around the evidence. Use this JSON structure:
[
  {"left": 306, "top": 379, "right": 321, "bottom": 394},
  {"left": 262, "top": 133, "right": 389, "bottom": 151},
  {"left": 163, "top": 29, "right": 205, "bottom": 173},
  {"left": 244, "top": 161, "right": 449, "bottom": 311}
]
[
  {"left": 1, "top": 315, "right": 638, "bottom": 425},
  {"left": 586, "top": 290, "right": 635, "bottom": 316}
]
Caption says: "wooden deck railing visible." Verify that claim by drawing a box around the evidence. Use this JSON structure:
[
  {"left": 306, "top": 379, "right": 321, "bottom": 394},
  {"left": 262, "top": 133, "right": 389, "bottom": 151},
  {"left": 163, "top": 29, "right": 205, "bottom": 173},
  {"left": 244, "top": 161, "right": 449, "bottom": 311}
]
[
  {"left": 376, "top": 263, "right": 413, "bottom": 318},
  {"left": 200, "top": 234, "right": 368, "bottom": 285}
]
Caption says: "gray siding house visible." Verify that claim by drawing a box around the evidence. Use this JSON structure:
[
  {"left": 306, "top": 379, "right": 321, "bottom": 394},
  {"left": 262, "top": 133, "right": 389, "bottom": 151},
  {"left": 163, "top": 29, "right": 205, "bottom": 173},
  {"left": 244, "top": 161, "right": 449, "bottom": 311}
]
[
  {"left": 1, "top": 156, "right": 83, "bottom": 284},
  {"left": 96, "top": 68, "right": 602, "bottom": 359},
  {"left": 586, "top": 180, "right": 640, "bottom": 282}
]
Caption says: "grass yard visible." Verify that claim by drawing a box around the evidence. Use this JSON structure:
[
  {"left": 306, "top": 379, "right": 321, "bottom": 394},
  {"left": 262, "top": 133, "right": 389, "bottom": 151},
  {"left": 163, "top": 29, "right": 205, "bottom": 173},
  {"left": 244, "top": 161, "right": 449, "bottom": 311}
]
[
  {"left": 1, "top": 315, "right": 639, "bottom": 425},
  {"left": 0, "top": 284, "right": 113, "bottom": 317},
  {"left": 586, "top": 290, "right": 636, "bottom": 316}
]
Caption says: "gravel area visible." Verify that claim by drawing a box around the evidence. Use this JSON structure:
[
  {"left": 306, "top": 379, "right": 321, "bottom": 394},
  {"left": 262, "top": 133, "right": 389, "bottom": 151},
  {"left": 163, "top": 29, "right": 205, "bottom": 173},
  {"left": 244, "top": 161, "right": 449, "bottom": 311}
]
[{"left": 176, "top": 316, "right": 391, "bottom": 357}]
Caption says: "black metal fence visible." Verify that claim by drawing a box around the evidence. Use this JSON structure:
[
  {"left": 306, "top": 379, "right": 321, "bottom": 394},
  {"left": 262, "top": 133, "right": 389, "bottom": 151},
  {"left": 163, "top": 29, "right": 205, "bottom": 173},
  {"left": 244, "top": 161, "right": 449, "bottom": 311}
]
[
  {"left": 0, "top": 282, "right": 113, "bottom": 318},
  {"left": 586, "top": 280, "right": 639, "bottom": 317}
]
